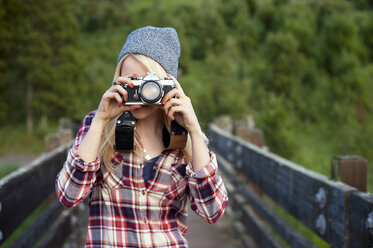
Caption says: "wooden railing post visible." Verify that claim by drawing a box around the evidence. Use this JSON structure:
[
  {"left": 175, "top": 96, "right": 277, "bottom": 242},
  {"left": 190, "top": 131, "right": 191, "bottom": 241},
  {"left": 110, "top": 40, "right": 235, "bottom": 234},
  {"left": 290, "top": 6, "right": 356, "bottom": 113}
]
[
  {"left": 214, "top": 114, "right": 265, "bottom": 148},
  {"left": 45, "top": 117, "right": 74, "bottom": 152},
  {"left": 331, "top": 156, "right": 368, "bottom": 192},
  {"left": 249, "top": 129, "right": 264, "bottom": 148}
]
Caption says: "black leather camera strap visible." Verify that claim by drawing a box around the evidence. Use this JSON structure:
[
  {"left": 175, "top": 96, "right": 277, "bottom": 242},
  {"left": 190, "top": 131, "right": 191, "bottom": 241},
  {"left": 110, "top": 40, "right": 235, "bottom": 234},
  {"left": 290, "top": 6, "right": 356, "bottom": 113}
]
[
  {"left": 114, "top": 111, "right": 188, "bottom": 152},
  {"left": 114, "top": 111, "right": 136, "bottom": 152}
]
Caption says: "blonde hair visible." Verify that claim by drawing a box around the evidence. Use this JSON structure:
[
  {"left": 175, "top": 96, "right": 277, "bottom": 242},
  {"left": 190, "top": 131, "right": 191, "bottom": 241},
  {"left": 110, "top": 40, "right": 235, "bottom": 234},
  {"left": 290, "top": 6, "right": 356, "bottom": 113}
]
[{"left": 99, "top": 54, "right": 192, "bottom": 173}]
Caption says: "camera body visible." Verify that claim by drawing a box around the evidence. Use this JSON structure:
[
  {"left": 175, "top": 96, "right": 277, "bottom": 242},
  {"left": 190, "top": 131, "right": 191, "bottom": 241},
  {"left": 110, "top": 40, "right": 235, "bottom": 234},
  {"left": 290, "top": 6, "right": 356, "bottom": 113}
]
[{"left": 121, "top": 72, "right": 175, "bottom": 105}]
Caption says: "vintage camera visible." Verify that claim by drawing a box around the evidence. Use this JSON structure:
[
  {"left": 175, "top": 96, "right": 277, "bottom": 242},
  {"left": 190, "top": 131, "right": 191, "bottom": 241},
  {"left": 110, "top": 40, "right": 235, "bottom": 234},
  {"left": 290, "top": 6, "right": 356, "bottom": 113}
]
[{"left": 121, "top": 72, "right": 175, "bottom": 105}]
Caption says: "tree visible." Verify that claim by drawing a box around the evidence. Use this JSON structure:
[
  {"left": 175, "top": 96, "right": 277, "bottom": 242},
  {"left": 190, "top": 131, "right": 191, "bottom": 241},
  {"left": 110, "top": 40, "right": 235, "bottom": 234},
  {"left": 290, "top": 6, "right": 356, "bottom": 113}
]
[{"left": 0, "top": 0, "right": 83, "bottom": 132}]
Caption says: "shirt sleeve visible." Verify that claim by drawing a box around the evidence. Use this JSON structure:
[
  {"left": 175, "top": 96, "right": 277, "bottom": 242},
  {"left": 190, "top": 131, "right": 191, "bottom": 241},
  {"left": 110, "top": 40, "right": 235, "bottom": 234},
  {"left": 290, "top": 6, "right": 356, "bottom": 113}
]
[
  {"left": 186, "top": 136, "right": 229, "bottom": 224},
  {"left": 55, "top": 111, "right": 100, "bottom": 208}
]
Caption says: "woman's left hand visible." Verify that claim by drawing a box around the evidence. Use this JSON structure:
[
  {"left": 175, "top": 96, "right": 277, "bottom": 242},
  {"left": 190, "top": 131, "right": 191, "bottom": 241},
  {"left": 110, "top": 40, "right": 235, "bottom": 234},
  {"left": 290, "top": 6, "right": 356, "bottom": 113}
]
[{"left": 160, "top": 74, "right": 201, "bottom": 134}]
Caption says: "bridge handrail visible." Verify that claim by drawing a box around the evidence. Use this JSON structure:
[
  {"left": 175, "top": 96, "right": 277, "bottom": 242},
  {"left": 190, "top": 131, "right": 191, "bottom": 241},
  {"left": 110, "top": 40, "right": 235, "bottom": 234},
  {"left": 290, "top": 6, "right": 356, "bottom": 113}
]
[
  {"left": 0, "top": 141, "right": 87, "bottom": 247},
  {"left": 208, "top": 123, "right": 373, "bottom": 248}
]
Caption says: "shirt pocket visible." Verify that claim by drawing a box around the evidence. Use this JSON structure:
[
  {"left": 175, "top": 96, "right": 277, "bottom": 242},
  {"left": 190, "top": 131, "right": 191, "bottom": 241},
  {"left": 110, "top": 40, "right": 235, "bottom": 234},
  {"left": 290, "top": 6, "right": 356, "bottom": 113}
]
[
  {"left": 101, "top": 161, "right": 131, "bottom": 190},
  {"left": 157, "top": 163, "right": 187, "bottom": 200},
  {"left": 147, "top": 164, "right": 173, "bottom": 193}
]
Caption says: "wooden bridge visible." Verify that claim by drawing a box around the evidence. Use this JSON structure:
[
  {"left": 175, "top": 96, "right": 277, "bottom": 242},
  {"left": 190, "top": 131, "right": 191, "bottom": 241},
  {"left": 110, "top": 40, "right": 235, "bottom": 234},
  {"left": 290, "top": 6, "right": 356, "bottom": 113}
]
[{"left": 0, "top": 121, "right": 372, "bottom": 247}]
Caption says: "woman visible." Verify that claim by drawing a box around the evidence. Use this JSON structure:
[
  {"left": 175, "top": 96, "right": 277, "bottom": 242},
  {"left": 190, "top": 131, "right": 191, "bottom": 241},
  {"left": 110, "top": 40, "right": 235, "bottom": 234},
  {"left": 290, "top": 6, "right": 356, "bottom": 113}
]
[{"left": 56, "top": 26, "right": 228, "bottom": 248}]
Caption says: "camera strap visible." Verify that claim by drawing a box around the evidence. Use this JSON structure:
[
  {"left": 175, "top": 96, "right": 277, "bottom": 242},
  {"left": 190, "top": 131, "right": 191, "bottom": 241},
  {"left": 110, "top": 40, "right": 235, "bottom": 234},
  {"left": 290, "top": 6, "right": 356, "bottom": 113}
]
[
  {"left": 114, "top": 111, "right": 188, "bottom": 152},
  {"left": 114, "top": 111, "right": 136, "bottom": 152},
  {"left": 162, "top": 119, "right": 188, "bottom": 150}
]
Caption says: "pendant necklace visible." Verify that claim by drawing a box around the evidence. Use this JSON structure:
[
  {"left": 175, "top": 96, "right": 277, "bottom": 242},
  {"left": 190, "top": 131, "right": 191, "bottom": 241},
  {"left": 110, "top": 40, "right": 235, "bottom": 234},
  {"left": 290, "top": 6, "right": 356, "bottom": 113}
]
[{"left": 134, "top": 129, "right": 152, "bottom": 161}]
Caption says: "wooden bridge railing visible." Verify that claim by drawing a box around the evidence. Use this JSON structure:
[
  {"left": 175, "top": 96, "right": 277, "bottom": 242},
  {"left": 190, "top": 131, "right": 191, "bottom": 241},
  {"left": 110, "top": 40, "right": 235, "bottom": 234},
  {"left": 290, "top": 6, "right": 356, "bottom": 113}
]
[
  {"left": 208, "top": 123, "right": 373, "bottom": 248},
  {"left": 0, "top": 142, "right": 87, "bottom": 248}
]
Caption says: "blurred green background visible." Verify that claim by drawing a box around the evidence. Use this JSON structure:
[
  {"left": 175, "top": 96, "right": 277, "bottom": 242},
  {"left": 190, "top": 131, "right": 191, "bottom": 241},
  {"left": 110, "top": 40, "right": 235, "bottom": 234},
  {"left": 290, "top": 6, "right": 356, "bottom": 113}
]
[{"left": 0, "top": 0, "right": 372, "bottom": 191}]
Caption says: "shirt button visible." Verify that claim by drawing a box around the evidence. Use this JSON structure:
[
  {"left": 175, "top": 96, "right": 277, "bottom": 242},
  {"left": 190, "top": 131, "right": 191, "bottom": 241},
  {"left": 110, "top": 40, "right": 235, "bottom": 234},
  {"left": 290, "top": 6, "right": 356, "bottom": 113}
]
[
  {"left": 142, "top": 190, "right": 146, "bottom": 195},
  {"left": 144, "top": 219, "right": 148, "bottom": 224}
]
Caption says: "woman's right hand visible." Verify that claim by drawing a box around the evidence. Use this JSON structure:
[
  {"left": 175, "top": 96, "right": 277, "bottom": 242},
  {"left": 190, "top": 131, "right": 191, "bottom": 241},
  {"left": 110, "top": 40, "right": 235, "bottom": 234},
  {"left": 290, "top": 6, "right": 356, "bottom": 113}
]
[{"left": 94, "top": 74, "right": 141, "bottom": 124}]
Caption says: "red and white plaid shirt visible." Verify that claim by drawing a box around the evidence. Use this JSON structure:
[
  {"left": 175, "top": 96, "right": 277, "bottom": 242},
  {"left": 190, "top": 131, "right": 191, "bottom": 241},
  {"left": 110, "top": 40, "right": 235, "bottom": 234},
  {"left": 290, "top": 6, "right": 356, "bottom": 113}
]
[{"left": 56, "top": 111, "right": 228, "bottom": 248}]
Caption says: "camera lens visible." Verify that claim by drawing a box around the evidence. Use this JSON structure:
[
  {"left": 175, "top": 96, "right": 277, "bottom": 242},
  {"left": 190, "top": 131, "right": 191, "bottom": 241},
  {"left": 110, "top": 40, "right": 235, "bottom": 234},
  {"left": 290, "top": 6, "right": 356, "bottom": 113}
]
[{"left": 140, "top": 81, "right": 161, "bottom": 103}]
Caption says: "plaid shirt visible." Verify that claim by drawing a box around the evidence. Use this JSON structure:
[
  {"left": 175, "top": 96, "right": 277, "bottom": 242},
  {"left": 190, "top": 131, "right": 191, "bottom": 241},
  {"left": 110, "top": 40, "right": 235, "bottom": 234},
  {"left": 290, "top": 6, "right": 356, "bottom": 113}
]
[{"left": 56, "top": 111, "right": 228, "bottom": 248}]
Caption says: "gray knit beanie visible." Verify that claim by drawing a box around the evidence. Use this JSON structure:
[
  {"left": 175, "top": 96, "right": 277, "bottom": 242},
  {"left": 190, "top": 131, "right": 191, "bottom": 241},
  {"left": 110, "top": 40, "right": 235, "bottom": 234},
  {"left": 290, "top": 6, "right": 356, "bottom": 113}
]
[{"left": 117, "top": 26, "right": 181, "bottom": 78}]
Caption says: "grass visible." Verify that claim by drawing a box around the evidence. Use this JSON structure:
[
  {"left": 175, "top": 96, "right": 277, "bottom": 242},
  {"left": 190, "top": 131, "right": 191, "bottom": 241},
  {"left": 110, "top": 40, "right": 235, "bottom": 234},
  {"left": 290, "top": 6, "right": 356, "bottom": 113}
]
[
  {"left": 288, "top": 121, "right": 372, "bottom": 192},
  {"left": 0, "top": 126, "right": 35, "bottom": 155},
  {"left": 0, "top": 122, "right": 58, "bottom": 179},
  {"left": 267, "top": 196, "right": 330, "bottom": 248},
  {"left": 0, "top": 124, "right": 55, "bottom": 156},
  {"left": 289, "top": 123, "right": 335, "bottom": 176},
  {"left": 0, "top": 162, "right": 20, "bottom": 179}
]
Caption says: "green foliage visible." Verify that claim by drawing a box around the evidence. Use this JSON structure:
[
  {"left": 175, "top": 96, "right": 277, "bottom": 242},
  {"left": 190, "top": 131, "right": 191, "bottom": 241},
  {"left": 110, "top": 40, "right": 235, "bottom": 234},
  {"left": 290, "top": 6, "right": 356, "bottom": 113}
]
[
  {"left": 318, "top": 13, "right": 366, "bottom": 73},
  {"left": 274, "top": 2, "right": 317, "bottom": 56},
  {"left": 0, "top": 0, "right": 83, "bottom": 128},
  {"left": 256, "top": 0, "right": 276, "bottom": 35},
  {"left": 360, "top": 13, "right": 373, "bottom": 60},
  {"left": 72, "top": 0, "right": 133, "bottom": 32},
  {"left": 261, "top": 32, "right": 307, "bottom": 96},
  {"left": 254, "top": 92, "right": 296, "bottom": 158}
]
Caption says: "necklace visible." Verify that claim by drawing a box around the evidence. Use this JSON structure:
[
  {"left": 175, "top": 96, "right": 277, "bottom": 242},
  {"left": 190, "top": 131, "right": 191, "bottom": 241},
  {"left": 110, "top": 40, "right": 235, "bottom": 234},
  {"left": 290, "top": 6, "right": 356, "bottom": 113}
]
[{"left": 134, "top": 129, "right": 152, "bottom": 161}]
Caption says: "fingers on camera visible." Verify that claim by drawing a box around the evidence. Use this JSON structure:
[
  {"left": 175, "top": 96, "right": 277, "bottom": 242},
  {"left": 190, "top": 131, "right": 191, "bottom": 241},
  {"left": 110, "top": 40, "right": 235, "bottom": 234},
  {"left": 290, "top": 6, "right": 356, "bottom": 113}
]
[
  {"left": 115, "top": 85, "right": 128, "bottom": 96},
  {"left": 161, "top": 89, "right": 181, "bottom": 104},
  {"left": 109, "top": 85, "right": 128, "bottom": 103},
  {"left": 115, "top": 76, "right": 135, "bottom": 88},
  {"left": 107, "top": 91, "right": 122, "bottom": 103}
]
